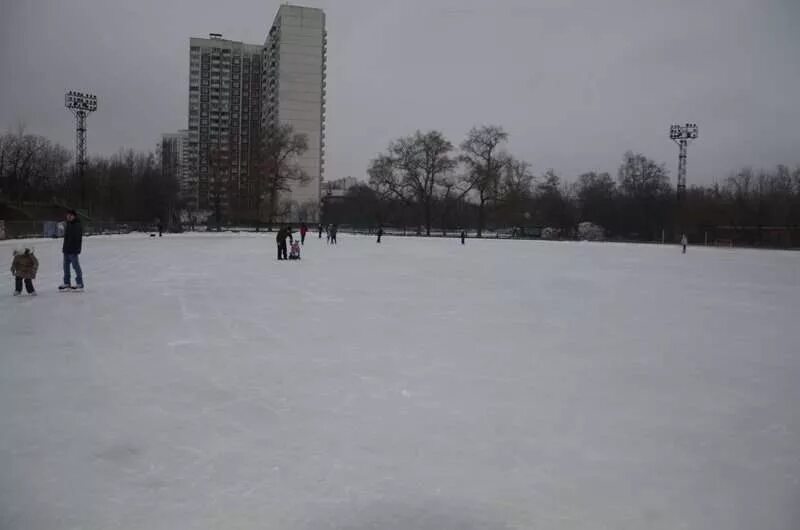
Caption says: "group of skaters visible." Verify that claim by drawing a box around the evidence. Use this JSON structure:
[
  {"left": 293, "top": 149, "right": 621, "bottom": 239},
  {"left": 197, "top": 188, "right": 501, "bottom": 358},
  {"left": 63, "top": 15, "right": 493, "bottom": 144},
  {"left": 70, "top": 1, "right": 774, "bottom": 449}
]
[
  {"left": 9, "top": 209, "right": 85, "bottom": 296},
  {"left": 275, "top": 223, "right": 342, "bottom": 261}
]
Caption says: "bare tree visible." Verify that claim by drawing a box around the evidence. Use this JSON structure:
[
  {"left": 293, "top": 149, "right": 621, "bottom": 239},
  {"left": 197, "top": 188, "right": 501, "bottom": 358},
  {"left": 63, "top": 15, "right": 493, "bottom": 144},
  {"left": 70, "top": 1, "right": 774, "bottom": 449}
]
[
  {"left": 368, "top": 130, "right": 456, "bottom": 236},
  {"left": 495, "top": 156, "right": 535, "bottom": 227},
  {"left": 0, "top": 127, "right": 72, "bottom": 205},
  {"left": 500, "top": 157, "right": 535, "bottom": 198},
  {"left": 575, "top": 171, "right": 617, "bottom": 231},
  {"left": 459, "top": 125, "right": 509, "bottom": 237},
  {"left": 617, "top": 151, "right": 672, "bottom": 239},
  {"left": 251, "top": 124, "right": 309, "bottom": 229}
]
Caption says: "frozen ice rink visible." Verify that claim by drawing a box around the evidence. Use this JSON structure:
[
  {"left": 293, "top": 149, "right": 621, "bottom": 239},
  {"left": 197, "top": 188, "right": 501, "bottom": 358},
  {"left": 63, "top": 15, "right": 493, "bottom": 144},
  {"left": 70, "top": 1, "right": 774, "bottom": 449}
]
[{"left": 1, "top": 233, "right": 799, "bottom": 529}]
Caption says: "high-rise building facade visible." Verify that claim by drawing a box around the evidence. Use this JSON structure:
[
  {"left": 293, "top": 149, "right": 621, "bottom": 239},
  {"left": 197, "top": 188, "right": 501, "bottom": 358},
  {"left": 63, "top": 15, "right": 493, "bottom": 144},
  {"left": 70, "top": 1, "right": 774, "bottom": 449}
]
[
  {"left": 262, "top": 5, "right": 327, "bottom": 219},
  {"left": 160, "top": 130, "right": 192, "bottom": 209},
  {"left": 186, "top": 5, "right": 326, "bottom": 221},
  {"left": 187, "top": 34, "right": 263, "bottom": 215}
]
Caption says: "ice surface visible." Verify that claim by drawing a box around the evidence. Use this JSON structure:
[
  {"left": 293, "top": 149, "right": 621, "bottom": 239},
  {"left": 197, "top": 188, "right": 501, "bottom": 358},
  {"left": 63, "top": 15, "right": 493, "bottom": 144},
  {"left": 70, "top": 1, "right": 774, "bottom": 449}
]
[{"left": 1, "top": 233, "right": 799, "bottom": 529}]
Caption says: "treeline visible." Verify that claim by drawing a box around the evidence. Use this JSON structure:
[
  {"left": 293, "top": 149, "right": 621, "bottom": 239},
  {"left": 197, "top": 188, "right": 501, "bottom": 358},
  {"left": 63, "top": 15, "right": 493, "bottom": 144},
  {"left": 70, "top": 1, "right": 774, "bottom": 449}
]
[
  {"left": 0, "top": 128, "right": 178, "bottom": 222},
  {"left": 322, "top": 126, "right": 800, "bottom": 243},
  {"left": 4, "top": 125, "right": 800, "bottom": 244}
]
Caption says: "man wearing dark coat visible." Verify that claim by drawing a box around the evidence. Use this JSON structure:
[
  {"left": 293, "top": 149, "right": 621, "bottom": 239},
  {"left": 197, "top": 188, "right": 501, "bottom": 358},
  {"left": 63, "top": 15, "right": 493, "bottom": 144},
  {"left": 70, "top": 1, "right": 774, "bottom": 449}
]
[
  {"left": 276, "top": 226, "right": 293, "bottom": 260},
  {"left": 60, "top": 210, "right": 84, "bottom": 290}
]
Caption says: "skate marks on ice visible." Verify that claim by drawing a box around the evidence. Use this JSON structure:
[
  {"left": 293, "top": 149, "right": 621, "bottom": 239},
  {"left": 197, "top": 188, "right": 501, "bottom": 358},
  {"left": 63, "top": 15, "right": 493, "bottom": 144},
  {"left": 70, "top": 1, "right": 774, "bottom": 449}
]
[{"left": 299, "top": 497, "right": 512, "bottom": 530}]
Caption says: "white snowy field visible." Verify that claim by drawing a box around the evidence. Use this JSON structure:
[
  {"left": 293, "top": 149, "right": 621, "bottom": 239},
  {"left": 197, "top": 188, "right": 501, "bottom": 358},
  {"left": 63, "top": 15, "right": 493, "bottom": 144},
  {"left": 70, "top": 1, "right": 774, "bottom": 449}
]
[{"left": 1, "top": 233, "right": 799, "bottom": 530}]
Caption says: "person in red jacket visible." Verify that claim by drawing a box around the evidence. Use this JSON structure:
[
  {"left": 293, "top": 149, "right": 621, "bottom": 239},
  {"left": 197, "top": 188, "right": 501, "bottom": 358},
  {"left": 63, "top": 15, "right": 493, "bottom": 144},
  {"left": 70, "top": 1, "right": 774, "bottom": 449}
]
[{"left": 300, "top": 223, "right": 308, "bottom": 245}]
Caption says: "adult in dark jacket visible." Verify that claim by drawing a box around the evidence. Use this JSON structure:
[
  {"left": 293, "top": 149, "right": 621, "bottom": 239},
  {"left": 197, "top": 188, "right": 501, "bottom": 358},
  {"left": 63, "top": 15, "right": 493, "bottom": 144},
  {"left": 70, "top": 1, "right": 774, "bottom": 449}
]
[
  {"left": 276, "top": 226, "right": 293, "bottom": 260},
  {"left": 376, "top": 226, "right": 383, "bottom": 244},
  {"left": 60, "top": 210, "right": 84, "bottom": 290}
]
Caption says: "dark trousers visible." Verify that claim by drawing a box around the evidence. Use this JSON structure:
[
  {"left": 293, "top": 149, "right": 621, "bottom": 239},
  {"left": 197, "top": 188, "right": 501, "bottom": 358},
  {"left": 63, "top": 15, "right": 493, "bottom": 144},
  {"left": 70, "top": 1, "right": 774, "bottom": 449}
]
[
  {"left": 377, "top": 234, "right": 382, "bottom": 243},
  {"left": 277, "top": 242, "right": 288, "bottom": 260},
  {"left": 331, "top": 235, "right": 337, "bottom": 244},
  {"left": 15, "top": 278, "right": 35, "bottom": 293},
  {"left": 301, "top": 233, "right": 306, "bottom": 245}
]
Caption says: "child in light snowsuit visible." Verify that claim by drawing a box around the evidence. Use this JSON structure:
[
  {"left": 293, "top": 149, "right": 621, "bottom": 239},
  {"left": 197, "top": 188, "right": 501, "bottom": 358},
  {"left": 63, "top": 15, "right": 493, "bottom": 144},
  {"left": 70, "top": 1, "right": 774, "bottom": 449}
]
[
  {"left": 11, "top": 248, "right": 39, "bottom": 296},
  {"left": 289, "top": 240, "right": 301, "bottom": 260}
]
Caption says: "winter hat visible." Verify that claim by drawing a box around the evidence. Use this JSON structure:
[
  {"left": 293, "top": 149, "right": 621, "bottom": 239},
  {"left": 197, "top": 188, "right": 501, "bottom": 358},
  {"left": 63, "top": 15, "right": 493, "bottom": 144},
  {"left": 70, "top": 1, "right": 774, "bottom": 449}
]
[{"left": 67, "top": 209, "right": 78, "bottom": 217}]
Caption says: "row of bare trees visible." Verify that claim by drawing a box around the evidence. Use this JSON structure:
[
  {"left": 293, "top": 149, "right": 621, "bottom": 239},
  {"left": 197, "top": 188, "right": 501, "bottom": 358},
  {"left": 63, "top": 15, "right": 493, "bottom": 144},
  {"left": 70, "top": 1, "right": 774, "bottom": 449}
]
[
  {"left": 0, "top": 127, "right": 177, "bottom": 223},
  {"left": 0, "top": 123, "right": 313, "bottom": 227},
  {"left": 0, "top": 126, "right": 72, "bottom": 205},
  {"left": 333, "top": 126, "right": 800, "bottom": 243},
  {"left": 368, "top": 127, "right": 522, "bottom": 237}
]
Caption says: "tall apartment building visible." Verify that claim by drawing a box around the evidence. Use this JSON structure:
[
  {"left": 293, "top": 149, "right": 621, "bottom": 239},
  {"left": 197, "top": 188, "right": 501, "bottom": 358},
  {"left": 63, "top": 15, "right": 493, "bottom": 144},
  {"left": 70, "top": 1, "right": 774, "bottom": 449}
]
[
  {"left": 262, "top": 5, "right": 327, "bottom": 219},
  {"left": 187, "top": 34, "right": 263, "bottom": 215},
  {"left": 186, "top": 5, "right": 326, "bottom": 221},
  {"left": 160, "top": 130, "right": 192, "bottom": 209}
]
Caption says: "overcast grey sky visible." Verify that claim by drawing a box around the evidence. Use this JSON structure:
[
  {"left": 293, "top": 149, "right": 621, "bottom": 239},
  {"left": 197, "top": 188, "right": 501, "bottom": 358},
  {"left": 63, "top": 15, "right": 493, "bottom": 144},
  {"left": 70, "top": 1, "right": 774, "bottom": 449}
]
[{"left": 1, "top": 0, "right": 798, "bottom": 185}]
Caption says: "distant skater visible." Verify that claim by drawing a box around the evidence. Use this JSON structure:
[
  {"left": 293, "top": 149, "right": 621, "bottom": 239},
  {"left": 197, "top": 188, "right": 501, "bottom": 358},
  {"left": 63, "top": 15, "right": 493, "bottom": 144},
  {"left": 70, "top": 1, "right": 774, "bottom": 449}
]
[
  {"left": 300, "top": 222, "right": 308, "bottom": 245},
  {"left": 60, "top": 209, "right": 84, "bottom": 291},
  {"left": 376, "top": 226, "right": 383, "bottom": 244},
  {"left": 330, "top": 224, "right": 338, "bottom": 245},
  {"left": 461, "top": 230, "right": 466, "bottom": 245},
  {"left": 11, "top": 247, "right": 38, "bottom": 296},
  {"left": 326, "top": 224, "right": 332, "bottom": 244},
  {"left": 276, "top": 226, "right": 293, "bottom": 260},
  {"left": 318, "top": 223, "right": 323, "bottom": 239},
  {"left": 157, "top": 219, "right": 163, "bottom": 237},
  {"left": 681, "top": 233, "right": 688, "bottom": 254}
]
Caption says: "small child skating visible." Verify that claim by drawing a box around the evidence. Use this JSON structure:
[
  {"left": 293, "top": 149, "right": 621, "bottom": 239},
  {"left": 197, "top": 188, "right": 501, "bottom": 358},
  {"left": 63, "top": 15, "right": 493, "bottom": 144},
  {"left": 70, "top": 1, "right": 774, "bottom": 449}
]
[
  {"left": 289, "top": 240, "right": 301, "bottom": 260},
  {"left": 10, "top": 248, "right": 38, "bottom": 296}
]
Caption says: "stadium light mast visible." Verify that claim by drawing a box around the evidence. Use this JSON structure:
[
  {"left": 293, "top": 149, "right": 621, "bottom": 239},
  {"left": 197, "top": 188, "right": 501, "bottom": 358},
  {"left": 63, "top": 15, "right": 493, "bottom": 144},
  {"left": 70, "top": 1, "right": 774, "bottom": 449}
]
[
  {"left": 669, "top": 122, "right": 698, "bottom": 199},
  {"left": 65, "top": 91, "right": 98, "bottom": 204}
]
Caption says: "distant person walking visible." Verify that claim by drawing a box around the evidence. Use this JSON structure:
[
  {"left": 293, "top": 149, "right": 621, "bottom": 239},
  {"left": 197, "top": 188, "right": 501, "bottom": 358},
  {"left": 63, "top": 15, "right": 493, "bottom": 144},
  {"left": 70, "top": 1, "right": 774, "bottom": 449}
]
[
  {"left": 60, "top": 209, "right": 84, "bottom": 291},
  {"left": 276, "top": 226, "right": 293, "bottom": 260},
  {"left": 461, "top": 230, "right": 466, "bottom": 245},
  {"left": 11, "top": 247, "right": 38, "bottom": 296},
  {"left": 376, "top": 226, "right": 383, "bottom": 244},
  {"left": 157, "top": 219, "right": 163, "bottom": 237},
  {"left": 318, "top": 223, "right": 324, "bottom": 239},
  {"left": 300, "top": 222, "right": 308, "bottom": 245},
  {"left": 330, "top": 224, "right": 338, "bottom": 245},
  {"left": 681, "top": 234, "right": 688, "bottom": 254},
  {"left": 326, "top": 224, "right": 332, "bottom": 244}
]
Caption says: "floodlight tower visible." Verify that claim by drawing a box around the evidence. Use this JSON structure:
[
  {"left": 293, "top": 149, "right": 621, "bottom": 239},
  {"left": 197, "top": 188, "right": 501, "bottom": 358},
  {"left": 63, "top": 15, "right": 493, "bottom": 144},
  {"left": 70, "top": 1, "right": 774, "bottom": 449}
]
[
  {"left": 669, "top": 122, "right": 698, "bottom": 199},
  {"left": 65, "top": 91, "right": 98, "bottom": 203}
]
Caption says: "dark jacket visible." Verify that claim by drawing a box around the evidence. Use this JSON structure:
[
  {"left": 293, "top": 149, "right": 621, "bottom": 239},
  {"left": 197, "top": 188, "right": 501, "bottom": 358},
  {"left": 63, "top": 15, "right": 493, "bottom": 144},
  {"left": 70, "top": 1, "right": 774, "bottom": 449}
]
[
  {"left": 11, "top": 250, "right": 39, "bottom": 280},
  {"left": 63, "top": 219, "right": 83, "bottom": 255},
  {"left": 276, "top": 227, "right": 293, "bottom": 244}
]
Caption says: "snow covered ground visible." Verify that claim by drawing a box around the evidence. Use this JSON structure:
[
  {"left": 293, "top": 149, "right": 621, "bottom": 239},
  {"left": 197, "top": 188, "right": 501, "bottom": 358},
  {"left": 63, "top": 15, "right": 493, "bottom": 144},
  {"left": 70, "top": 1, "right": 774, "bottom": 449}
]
[{"left": 1, "top": 233, "right": 799, "bottom": 530}]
